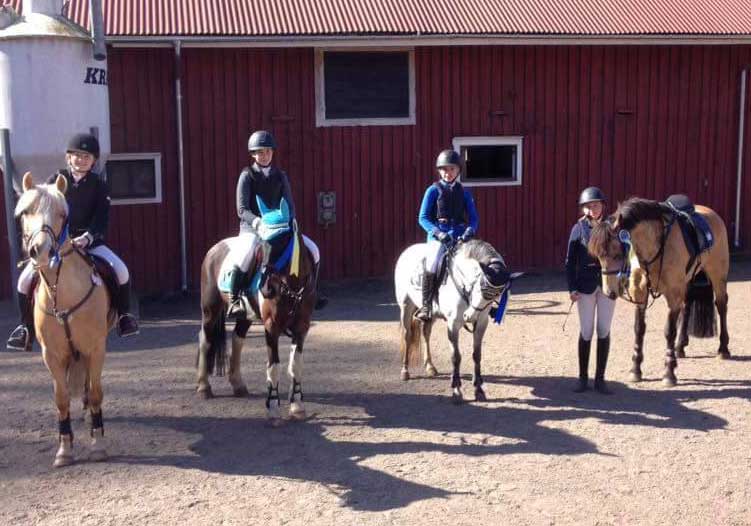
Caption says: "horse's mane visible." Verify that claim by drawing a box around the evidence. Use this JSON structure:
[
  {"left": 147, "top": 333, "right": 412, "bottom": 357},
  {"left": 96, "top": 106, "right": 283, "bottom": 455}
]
[
  {"left": 15, "top": 184, "right": 68, "bottom": 218},
  {"left": 457, "top": 239, "right": 504, "bottom": 265},
  {"left": 615, "top": 197, "right": 670, "bottom": 230}
]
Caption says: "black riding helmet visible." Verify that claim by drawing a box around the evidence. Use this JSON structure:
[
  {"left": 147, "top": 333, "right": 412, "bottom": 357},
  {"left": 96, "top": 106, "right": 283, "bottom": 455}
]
[
  {"left": 66, "top": 133, "right": 100, "bottom": 158},
  {"left": 436, "top": 149, "right": 461, "bottom": 168},
  {"left": 248, "top": 130, "right": 277, "bottom": 152},
  {"left": 578, "top": 186, "right": 606, "bottom": 206}
]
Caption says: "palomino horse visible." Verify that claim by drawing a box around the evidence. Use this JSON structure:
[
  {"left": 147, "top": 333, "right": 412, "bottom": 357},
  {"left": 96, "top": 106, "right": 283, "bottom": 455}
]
[
  {"left": 16, "top": 172, "right": 115, "bottom": 467},
  {"left": 589, "top": 197, "right": 730, "bottom": 386},
  {"left": 196, "top": 230, "right": 316, "bottom": 424},
  {"left": 395, "top": 239, "right": 521, "bottom": 403}
]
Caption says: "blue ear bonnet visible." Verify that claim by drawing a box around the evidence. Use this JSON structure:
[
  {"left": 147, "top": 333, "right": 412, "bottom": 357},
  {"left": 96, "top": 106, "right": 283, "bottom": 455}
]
[{"left": 256, "top": 196, "right": 290, "bottom": 226}]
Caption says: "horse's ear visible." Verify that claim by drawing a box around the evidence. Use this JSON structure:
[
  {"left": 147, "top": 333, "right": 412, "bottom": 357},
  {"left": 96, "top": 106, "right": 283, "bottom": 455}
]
[
  {"left": 55, "top": 174, "right": 67, "bottom": 195},
  {"left": 22, "top": 172, "right": 34, "bottom": 191}
]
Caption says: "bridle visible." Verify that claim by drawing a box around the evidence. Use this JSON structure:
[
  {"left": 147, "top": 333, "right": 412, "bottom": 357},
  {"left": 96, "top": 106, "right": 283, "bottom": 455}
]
[{"left": 600, "top": 215, "right": 675, "bottom": 307}]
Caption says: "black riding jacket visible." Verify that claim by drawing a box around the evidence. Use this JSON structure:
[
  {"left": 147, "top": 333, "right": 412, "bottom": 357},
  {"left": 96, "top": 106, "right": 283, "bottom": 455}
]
[
  {"left": 564, "top": 217, "right": 602, "bottom": 295},
  {"left": 47, "top": 169, "right": 110, "bottom": 247},
  {"left": 236, "top": 164, "right": 296, "bottom": 233}
]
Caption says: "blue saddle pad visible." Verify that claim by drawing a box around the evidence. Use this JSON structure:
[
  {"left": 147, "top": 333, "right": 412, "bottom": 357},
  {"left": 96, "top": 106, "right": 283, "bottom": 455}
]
[{"left": 664, "top": 195, "right": 714, "bottom": 259}]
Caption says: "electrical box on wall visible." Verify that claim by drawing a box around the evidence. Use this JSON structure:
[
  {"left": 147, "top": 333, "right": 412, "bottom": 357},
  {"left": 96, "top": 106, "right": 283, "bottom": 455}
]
[{"left": 318, "top": 191, "right": 336, "bottom": 227}]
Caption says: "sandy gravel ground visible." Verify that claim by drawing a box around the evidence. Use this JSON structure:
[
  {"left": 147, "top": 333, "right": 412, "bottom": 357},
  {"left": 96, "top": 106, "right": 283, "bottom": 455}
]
[{"left": 1, "top": 263, "right": 750, "bottom": 526}]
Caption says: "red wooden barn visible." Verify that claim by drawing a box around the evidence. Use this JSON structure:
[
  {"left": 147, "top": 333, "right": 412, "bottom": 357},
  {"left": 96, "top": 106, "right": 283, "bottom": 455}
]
[{"left": 3, "top": 0, "right": 751, "bottom": 298}]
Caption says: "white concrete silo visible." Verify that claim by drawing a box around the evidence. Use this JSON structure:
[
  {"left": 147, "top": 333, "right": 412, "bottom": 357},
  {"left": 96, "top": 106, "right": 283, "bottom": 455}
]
[{"left": 0, "top": 0, "right": 110, "bottom": 186}]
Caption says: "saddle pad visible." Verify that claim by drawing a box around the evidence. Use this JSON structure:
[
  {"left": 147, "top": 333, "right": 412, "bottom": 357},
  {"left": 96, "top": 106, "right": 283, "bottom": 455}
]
[{"left": 217, "top": 237, "right": 261, "bottom": 293}]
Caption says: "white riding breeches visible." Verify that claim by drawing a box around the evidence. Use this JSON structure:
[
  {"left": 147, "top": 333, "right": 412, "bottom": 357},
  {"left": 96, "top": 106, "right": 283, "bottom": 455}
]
[
  {"left": 424, "top": 240, "right": 447, "bottom": 274},
  {"left": 227, "top": 232, "right": 320, "bottom": 274},
  {"left": 576, "top": 287, "right": 616, "bottom": 340},
  {"left": 89, "top": 245, "right": 130, "bottom": 285},
  {"left": 16, "top": 244, "right": 130, "bottom": 293}
]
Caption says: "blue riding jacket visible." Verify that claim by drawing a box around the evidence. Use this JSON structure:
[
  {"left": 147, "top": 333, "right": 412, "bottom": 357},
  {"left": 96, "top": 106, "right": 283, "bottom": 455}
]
[{"left": 418, "top": 180, "right": 479, "bottom": 241}]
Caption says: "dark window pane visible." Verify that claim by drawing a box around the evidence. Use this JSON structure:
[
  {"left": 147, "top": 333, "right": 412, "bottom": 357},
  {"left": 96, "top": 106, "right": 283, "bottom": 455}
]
[
  {"left": 462, "top": 145, "right": 517, "bottom": 182},
  {"left": 105, "top": 159, "right": 157, "bottom": 200},
  {"left": 324, "top": 51, "right": 410, "bottom": 119}
]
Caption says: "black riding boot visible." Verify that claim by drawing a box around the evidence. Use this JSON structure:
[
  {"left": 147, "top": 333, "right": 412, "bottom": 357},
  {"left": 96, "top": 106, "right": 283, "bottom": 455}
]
[
  {"left": 573, "top": 335, "right": 591, "bottom": 392},
  {"left": 594, "top": 335, "right": 613, "bottom": 394},
  {"left": 7, "top": 292, "right": 34, "bottom": 351},
  {"left": 414, "top": 272, "right": 435, "bottom": 322},
  {"left": 312, "top": 261, "right": 328, "bottom": 310},
  {"left": 226, "top": 266, "right": 247, "bottom": 320},
  {"left": 116, "top": 281, "right": 140, "bottom": 337}
]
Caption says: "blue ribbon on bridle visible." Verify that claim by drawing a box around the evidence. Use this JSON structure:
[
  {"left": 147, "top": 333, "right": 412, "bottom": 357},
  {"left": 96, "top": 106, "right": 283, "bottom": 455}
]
[
  {"left": 50, "top": 221, "right": 69, "bottom": 266},
  {"left": 492, "top": 282, "right": 511, "bottom": 325}
]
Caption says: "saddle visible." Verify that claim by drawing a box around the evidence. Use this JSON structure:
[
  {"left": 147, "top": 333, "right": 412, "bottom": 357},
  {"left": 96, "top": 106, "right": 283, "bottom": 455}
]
[{"left": 663, "top": 195, "right": 714, "bottom": 273}]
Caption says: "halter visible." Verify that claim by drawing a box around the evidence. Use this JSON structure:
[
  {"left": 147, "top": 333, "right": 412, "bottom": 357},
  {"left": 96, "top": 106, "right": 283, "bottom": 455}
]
[{"left": 600, "top": 215, "right": 675, "bottom": 307}]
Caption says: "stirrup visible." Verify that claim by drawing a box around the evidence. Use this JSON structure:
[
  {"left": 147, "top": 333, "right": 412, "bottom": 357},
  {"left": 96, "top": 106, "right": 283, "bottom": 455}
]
[
  {"left": 117, "top": 314, "right": 140, "bottom": 337},
  {"left": 7, "top": 325, "right": 30, "bottom": 351},
  {"left": 227, "top": 297, "right": 248, "bottom": 320},
  {"left": 414, "top": 307, "right": 432, "bottom": 321}
]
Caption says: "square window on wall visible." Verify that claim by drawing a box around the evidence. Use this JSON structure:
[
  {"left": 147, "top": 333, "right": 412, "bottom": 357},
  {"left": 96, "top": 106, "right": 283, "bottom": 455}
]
[
  {"left": 315, "top": 49, "right": 416, "bottom": 127},
  {"left": 452, "top": 137, "right": 523, "bottom": 187},
  {"left": 104, "top": 153, "right": 163, "bottom": 205}
]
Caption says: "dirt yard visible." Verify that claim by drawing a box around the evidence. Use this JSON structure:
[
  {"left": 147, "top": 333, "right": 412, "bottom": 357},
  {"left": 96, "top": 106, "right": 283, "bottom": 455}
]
[{"left": 1, "top": 262, "right": 750, "bottom": 526}]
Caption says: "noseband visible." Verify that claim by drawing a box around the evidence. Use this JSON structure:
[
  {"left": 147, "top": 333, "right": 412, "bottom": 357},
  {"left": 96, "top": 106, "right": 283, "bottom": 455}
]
[{"left": 24, "top": 221, "right": 68, "bottom": 265}]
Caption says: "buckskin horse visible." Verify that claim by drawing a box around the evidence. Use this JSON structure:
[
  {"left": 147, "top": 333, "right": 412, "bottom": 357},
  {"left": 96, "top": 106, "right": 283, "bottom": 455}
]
[
  {"left": 395, "top": 239, "right": 521, "bottom": 403},
  {"left": 16, "top": 172, "right": 115, "bottom": 467},
  {"left": 196, "top": 227, "right": 316, "bottom": 425},
  {"left": 588, "top": 196, "right": 730, "bottom": 386}
]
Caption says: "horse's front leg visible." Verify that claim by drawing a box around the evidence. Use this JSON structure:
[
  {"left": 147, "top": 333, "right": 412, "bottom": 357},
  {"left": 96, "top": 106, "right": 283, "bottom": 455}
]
[
  {"left": 43, "top": 350, "right": 74, "bottom": 467},
  {"left": 422, "top": 320, "right": 438, "bottom": 377},
  {"left": 662, "top": 304, "right": 681, "bottom": 387},
  {"left": 472, "top": 318, "right": 488, "bottom": 402},
  {"left": 229, "top": 320, "right": 251, "bottom": 397},
  {"left": 675, "top": 304, "right": 690, "bottom": 358},
  {"left": 265, "top": 328, "right": 283, "bottom": 426},
  {"left": 447, "top": 319, "right": 463, "bottom": 404},
  {"left": 630, "top": 305, "right": 646, "bottom": 382},
  {"left": 287, "top": 332, "right": 307, "bottom": 420},
  {"left": 87, "top": 344, "right": 107, "bottom": 462}
]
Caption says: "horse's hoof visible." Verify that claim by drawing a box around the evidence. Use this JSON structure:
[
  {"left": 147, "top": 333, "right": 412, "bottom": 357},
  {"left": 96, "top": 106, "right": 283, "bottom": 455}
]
[
  {"left": 232, "top": 385, "right": 249, "bottom": 398},
  {"left": 197, "top": 387, "right": 213, "bottom": 399},
  {"left": 718, "top": 351, "right": 731, "bottom": 360},
  {"left": 425, "top": 364, "right": 438, "bottom": 377},
  {"left": 475, "top": 389, "right": 487, "bottom": 402},
  {"left": 53, "top": 454, "right": 74, "bottom": 468},
  {"left": 289, "top": 402, "right": 306, "bottom": 420},
  {"left": 662, "top": 375, "right": 677, "bottom": 388},
  {"left": 451, "top": 388, "right": 464, "bottom": 405},
  {"left": 628, "top": 372, "right": 643, "bottom": 383},
  {"left": 89, "top": 449, "right": 108, "bottom": 462},
  {"left": 400, "top": 370, "right": 410, "bottom": 381},
  {"left": 676, "top": 349, "right": 686, "bottom": 359}
]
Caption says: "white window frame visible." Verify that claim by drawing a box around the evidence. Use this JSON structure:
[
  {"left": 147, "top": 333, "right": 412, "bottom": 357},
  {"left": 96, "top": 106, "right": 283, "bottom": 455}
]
[
  {"left": 452, "top": 136, "right": 524, "bottom": 187},
  {"left": 315, "top": 47, "right": 416, "bottom": 127},
  {"left": 105, "top": 152, "right": 163, "bottom": 205}
]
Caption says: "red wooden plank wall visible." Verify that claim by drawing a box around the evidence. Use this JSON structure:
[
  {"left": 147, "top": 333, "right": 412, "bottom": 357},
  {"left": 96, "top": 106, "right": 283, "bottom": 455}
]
[
  {"left": 178, "top": 45, "right": 751, "bottom": 291},
  {"left": 107, "top": 48, "right": 182, "bottom": 295}
]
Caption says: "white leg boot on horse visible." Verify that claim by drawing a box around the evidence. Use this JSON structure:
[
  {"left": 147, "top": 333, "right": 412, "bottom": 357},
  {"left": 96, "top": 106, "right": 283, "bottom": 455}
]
[
  {"left": 288, "top": 342, "right": 306, "bottom": 419},
  {"left": 266, "top": 362, "right": 283, "bottom": 426}
]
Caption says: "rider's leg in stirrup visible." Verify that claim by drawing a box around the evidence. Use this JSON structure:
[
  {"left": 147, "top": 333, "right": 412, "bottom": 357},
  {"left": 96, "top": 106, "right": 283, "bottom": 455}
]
[
  {"left": 415, "top": 241, "right": 443, "bottom": 321},
  {"left": 7, "top": 263, "right": 36, "bottom": 351},
  {"left": 90, "top": 244, "right": 139, "bottom": 337}
]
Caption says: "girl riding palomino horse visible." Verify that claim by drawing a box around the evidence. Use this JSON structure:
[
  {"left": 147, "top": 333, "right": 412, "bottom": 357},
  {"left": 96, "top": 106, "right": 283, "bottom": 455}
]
[
  {"left": 565, "top": 187, "right": 617, "bottom": 394},
  {"left": 7, "top": 133, "right": 138, "bottom": 352},
  {"left": 414, "top": 149, "right": 479, "bottom": 321},
  {"left": 224, "top": 130, "right": 327, "bottom": 320}
]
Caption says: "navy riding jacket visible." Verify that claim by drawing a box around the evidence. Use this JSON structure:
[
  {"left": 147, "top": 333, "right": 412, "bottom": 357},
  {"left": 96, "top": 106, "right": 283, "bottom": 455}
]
[
  {"left": 236, "top": 164, "right": 296, "bottom": 233},
  {"left": 418, "top": 180, "right": 479, "bottom": 241},
  {"left": 47, "top": 169, "right": 109, "bottom": 247},
  {"left": 564, "top": 216, "right": 602, "bottom": 295}
]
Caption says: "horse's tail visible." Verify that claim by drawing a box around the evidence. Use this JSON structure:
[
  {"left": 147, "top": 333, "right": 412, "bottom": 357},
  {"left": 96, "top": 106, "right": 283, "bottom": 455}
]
[
  {"left": 67, "top": 356, "right": 87, "bottom": 399},
  {"left": 400, "top": 315, "right": 422, "bottom": 369},
  {"left": 201, "top": 308, "right": 227, "bottom": 376},
  {"left": 686, "top": 271, "right": 716, "bottom": 338}
]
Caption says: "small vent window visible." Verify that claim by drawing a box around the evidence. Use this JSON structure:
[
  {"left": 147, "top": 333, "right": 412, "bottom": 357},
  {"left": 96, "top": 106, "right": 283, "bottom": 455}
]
[
  {"left": 105, "top": 153, "right": 162, "bottom": 205},
  {"left": 452, "top": 137, "right": 523, "bottom": 187}
]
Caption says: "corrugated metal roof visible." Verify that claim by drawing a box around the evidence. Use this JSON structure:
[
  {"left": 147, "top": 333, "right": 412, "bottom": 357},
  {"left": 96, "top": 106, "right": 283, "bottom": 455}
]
[{"left": 4, "top": 0, "right": 751, "bottom": 37}]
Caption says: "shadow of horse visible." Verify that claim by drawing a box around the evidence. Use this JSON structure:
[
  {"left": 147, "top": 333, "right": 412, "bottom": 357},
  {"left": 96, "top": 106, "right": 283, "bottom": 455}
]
[{"left": 102, "top": 380, "right": 736, "bottom": 512}]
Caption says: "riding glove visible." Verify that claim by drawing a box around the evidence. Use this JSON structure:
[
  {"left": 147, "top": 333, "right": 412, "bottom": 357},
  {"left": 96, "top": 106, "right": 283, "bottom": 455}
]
[
  {"left": 460, "top": 227, "right": 475, "bottom": 242},
  {"left": 435, "top": 231, "right": 452, "bottom": 244}
]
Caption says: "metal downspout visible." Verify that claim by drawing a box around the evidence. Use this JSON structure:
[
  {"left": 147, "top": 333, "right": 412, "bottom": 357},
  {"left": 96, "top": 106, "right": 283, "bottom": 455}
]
[
  {"left": 174, "top": 40, "right": 188, "bottom": 290},
  {"left": 735, "top": 68, "right": 748, "bottom": 248}
]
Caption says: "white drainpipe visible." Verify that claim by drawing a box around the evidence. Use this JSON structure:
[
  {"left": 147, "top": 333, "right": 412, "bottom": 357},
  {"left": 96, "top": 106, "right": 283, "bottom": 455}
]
[
  {"left": 174, "top": 40, "right": 188, "bottom": 290},
  {"left": 735, "top": 68, "right": 748, "bottom": 248}
]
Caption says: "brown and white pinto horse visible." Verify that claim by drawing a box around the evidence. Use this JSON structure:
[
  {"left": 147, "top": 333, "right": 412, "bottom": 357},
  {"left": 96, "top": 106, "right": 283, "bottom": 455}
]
[
  {"left": 196, "top": 231, "right": 316, "bottom": 425},
  {"left": 16, "top": 172, "right": 116, "bottom": 467},
  {"left": 589, "top": 197, "right": 730, "bottom": 386}
]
